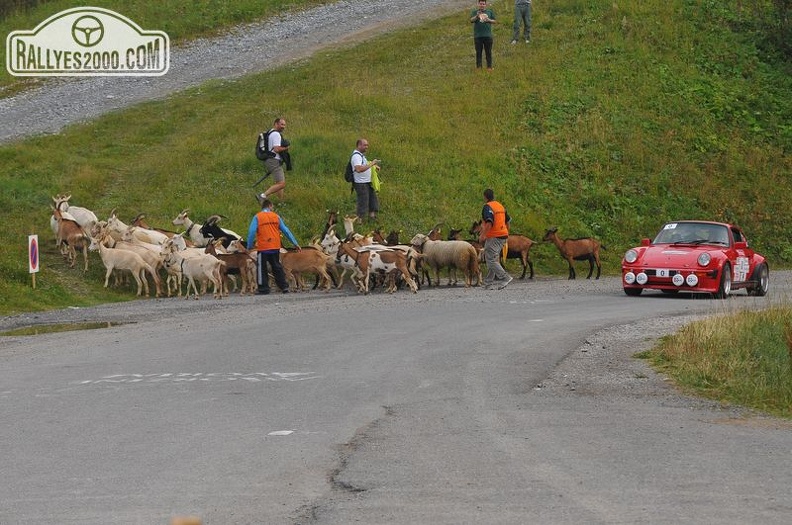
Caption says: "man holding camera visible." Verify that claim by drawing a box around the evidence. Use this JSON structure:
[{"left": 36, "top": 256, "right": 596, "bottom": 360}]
[
  {"left": 350, "top": 138, "right": 381, "bottom": 223},
  {"left": 470, "top": 0, "right": 497, "bottom": 71}
]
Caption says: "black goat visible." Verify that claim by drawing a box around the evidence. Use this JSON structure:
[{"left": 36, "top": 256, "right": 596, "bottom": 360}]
[{"left": 199, "top": 215, "right": 240, "bottom": 249}]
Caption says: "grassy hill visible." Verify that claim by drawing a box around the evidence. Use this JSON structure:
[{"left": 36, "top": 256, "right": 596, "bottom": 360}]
[{"left": 1, "top": 0, "right": 790, "bottom": 316}]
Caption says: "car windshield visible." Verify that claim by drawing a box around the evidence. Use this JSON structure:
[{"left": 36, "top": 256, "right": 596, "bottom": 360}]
[{"left": 653, "top": 223, "right": 730, "bottom": 246}]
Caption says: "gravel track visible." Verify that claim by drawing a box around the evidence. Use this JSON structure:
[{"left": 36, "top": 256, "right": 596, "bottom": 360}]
[{"left": 0, "top": 0, "right": 468, "bottom": 144}]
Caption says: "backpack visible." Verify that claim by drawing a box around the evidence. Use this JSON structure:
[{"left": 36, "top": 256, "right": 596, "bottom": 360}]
[
  {"left": 345, "top": 151, "right": 362, "bottom": 183},
  {"left": 255, "top": 130, "right": 274, "bottom": 161}
]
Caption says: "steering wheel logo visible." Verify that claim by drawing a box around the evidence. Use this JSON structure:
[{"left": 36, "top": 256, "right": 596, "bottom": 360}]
[{"left": 71, "top": 15, "right": 104, "bottom": 47}]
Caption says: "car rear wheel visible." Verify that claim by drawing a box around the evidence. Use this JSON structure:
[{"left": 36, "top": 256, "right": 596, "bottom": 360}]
[
  {"left": 624, "top": 287, "right": 642, "bottom": 296},
  {"left": 714, "top": 263, "right": 732, "bottom": 299},
  {"left": 747, "top": 263, "right": 769, "bottom": 296}
]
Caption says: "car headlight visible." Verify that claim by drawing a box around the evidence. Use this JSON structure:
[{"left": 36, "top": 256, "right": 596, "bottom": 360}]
[
  {"left": 624, "top": 249, "right": 639, "bottom": 263},
  {"left": 697, "top": 252, "right": 712, "bottom": 266}
]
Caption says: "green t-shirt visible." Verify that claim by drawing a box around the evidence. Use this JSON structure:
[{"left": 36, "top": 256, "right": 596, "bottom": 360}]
[{"left": 471, "top": 8, "right": 495, "bottom": 38}]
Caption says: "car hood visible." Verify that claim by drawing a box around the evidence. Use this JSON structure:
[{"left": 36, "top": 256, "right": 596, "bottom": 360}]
[{"left": 626, "top": 244, "right": 717, "bottom": 266}]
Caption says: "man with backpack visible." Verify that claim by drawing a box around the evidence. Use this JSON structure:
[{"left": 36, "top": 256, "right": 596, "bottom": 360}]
[
  {"left": 258, "top": 117, "right": 290, "bottom": 203},
  {"left": 349, "top": 138, "right": 381, "bottom": 223}
]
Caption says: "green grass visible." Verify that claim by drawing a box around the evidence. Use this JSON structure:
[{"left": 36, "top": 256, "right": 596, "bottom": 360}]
[
  {"left": 637, "top": 306, "right": 792, "bottom": 418},
  {"left": 1, "top": 0, "right": 791, "bottom": 316}
]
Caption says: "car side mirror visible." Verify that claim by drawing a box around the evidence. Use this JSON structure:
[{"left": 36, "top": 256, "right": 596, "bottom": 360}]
[
  {"left": 641, "top": 238, "right": 651, "bottom": 246},
  {"left": 734, "top": 241, "right": 747, "bottom": 250}
]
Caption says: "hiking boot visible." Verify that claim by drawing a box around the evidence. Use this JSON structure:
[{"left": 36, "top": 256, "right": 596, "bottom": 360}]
[
  {"left": 497, "top": 276, "right": 514, "bottom": 290},
  {"left": 510, "top": 39, "right": 517, "bottom": 45}
]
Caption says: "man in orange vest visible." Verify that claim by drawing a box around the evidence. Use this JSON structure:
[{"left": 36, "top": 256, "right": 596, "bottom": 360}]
[
  {"left": 247, "top": 197, "right": 301, "bottom": 294},
  {"left": 477, "top": 188, "right": 513, "bottom": 289}
]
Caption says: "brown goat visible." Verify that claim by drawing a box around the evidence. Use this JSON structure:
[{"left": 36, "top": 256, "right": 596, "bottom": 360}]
[
  {"left": 280, "top": 248, "right": 334, "bottom": 292},
  {"left": 366, "top": 249, "right": 419, "bottom": 294},
  {"left": 205, "top": 239, "right": 257, "bottom": 295},
  {"left": 542, "top": 227, "right": 602, "bottom": 279},
  {"left": 321, "top": 209, "right": 338, "bottom": 238},
  {"left": 371, "top": 228, "right": 403, "bottom": 246},
  {"left": 131, "top": 213, "right": 181, "bottom": 239},
  {"left": 336, "top": 240, "right": 370, "bottom": 293},
  {"left": 469, "top": 221, "right": 535, "bottom": 279},
  {"left": 51, "top": 205, "right": 90, "bottom": 271}
]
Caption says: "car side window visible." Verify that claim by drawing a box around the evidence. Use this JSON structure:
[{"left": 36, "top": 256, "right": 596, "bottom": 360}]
[
  {"left": 732, "top": 228, "right": 744, "bottom": 243},
  {"left": 710, "top": 226, "right": 729, "bottom": 245}
]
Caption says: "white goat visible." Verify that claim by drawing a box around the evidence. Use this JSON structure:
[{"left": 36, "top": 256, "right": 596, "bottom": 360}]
[
  {"left": 93, "top": 227, "right": 163, "bottom": 297},
  {"left": 161, "top": 234, "right": 219, "bottom": 296},
  {"left": 89, "top": 236, "right": 157, "bottom": 296},
  {"left": 162, "top": 250, "right": 225, "bottom": 300},
  {"left": 342, "top": 214, "right": 358, "bottom": 237},
  {"left": 49, "top": 194, "right": 98, "bottom": 243},
  {"left": 106, "top": 209, "right": 168, "bottom": 245}
]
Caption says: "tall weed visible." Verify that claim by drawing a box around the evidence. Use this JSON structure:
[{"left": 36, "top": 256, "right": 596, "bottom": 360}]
[{"left": 641, "top": 307, "right": 792, "bottom": 417}]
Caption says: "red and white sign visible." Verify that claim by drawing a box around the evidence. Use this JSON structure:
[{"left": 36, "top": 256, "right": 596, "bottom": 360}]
[{"left": 28, "top": 234, "right": 39, "bottom": 273}]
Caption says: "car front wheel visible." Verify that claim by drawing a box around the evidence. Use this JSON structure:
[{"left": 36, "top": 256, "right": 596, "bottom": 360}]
[{"left": 714, "top": 263, "right": 732, "bottom": 299}]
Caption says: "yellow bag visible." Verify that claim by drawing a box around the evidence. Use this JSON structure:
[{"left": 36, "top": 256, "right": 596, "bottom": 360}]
[{"left": 371, "top": 165, "right": 382, "bottom": 192}]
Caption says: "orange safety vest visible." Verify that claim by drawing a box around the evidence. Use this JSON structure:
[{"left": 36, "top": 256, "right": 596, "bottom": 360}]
[
  {"left": 486, "top": 200, "right": 509, "bottom": 238},
  {"left": 255, "top": 210, "right": 282, "bottom": 251}
]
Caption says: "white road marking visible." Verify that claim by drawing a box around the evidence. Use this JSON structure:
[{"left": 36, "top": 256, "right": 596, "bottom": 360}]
[
  {"left": 268, "top": 430, "right": 295, "bottom": 436},
  {"left": 74, "top": 372, "right": 320, "bottom": 385}
]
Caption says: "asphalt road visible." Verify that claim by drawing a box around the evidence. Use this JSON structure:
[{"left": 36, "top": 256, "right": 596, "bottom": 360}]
[{"left": 1, "top": 275, "right": 790, "bottom": 524}]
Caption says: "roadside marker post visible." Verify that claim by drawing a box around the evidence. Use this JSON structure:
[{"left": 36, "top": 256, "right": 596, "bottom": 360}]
[{"left": 28, "top": 234, "right": 39, "bottom": 289}]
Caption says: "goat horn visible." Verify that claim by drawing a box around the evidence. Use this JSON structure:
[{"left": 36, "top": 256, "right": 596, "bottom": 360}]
[
  {"left": 180, "top": 208, "right": 189, "bottom": 216},
  {"left": 109, "top": 207, "right": 117, "bottom": 218}
]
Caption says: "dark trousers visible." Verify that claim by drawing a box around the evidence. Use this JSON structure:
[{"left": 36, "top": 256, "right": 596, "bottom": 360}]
[
  {"left": 354, "top": 182, "right": 379, "bottom": 219},
  {"left": 257, "top": 250, "right": 289, "bottom": 292},
  {"left": 474, "top": 37, "right": 493, "bottom": 68}
]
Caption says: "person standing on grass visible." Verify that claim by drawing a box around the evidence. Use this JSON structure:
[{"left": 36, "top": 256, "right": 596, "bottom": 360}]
[
  {"left": 470, "top": 0, "right": 497, "bottom": 71},
  {"left": 511, "top": 0, "right": 532, "bottom": 44},
  {"left": 478, "top": 188, "right": 513, "bottom": 289},
  {"left": 350, "top": 138, "right": 381, "bottom": 223},
  {"left": 247, "top": 197, "right": 300, "bottom": 295},
  {"left": 258, "top": 117, "right": 290, "bottom": 203}
]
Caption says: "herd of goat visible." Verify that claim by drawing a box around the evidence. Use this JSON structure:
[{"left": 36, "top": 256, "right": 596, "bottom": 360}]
[{"left": 48, "top": 194, "right": 604, "bottom": 299}]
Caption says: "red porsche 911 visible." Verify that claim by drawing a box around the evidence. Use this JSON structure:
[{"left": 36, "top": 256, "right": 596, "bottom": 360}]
[{"left": 621, "top": 220, "right": 769, "bottom": 298}]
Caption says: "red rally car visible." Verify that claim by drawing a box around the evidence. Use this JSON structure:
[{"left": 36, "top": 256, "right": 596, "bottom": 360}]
[{"left": 621, "top": 220, "right": 769, "bottom": 298}]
